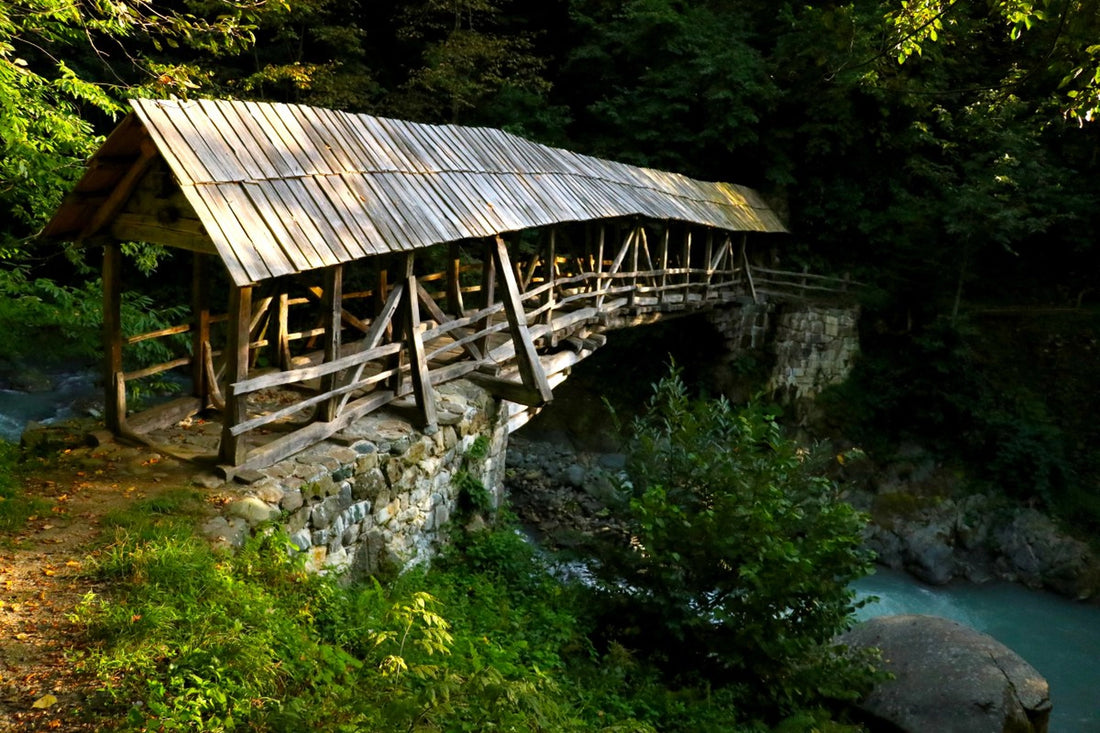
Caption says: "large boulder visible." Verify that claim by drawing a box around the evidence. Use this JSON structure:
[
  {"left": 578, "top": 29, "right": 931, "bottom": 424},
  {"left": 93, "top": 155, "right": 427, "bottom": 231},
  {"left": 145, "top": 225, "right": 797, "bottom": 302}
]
[{"left": 840, "top": 614, "right": 1051, "bottom": 733}]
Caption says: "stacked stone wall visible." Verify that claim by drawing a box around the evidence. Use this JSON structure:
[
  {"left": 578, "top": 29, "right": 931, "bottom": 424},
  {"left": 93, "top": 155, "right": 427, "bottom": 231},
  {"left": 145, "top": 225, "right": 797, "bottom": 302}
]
[
  {"left": 768, "top": 305, "right": 859, "bottom": 401},
  {"left": 204, "top": 380, "right": 508, "bottom": 578},
  {"left": 705, "top": 300, "right": 775, "bottom": 352}
]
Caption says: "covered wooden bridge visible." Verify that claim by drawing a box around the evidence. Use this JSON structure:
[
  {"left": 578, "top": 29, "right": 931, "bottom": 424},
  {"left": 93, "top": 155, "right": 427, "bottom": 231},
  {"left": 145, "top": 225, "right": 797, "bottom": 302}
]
[{"left": 45, "top": 98, "right": 846, "bottom": 473}]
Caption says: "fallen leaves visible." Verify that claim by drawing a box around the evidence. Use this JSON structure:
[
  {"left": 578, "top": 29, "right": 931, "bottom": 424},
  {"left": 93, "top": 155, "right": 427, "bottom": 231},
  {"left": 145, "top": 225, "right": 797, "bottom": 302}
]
[{"left": 32, "top": 693, "right": 57, "bottom": 709}]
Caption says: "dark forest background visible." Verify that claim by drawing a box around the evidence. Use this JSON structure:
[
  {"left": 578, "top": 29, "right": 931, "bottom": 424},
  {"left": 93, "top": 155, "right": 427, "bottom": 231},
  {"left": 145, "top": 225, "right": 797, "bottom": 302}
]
[{"left": 3, "top": 0, "right": 1100, "bottom": 522}]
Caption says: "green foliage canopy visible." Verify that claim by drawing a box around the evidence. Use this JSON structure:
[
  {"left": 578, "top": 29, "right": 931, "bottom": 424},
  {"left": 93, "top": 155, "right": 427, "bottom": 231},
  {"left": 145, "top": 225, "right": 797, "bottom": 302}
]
[{"left": 0, "top": 0, "right": 261, "bottom": 260}]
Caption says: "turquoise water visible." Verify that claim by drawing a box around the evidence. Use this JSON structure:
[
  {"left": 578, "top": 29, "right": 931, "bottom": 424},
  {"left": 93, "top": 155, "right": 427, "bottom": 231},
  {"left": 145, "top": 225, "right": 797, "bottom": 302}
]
[{"left": 853, "top": 567, "right": 1100, "bottom": 731}]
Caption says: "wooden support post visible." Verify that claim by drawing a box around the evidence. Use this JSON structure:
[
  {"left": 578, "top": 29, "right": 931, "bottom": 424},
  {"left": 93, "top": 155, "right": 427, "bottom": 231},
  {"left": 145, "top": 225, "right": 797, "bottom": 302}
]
[
  {"left": 658, "top": 225, "right": 670, "bottom": 305},
  {"left": 220, "top": 285, "right": 252, "bottom": 466},
  {"left": 103, "top": 242, "right": 126, "bottom": 433},
  {"left": 387, "top": 256, "right": 412, "bottom": 396},
  {"left": 404, "top": 277, "right": 437, "bottom": 429},
  {"left": 629, "top": 224, "right": 640, "bottom": 307},
  {"left": 638, "top": 226, "right": 657, "bottom": 285},
  {"left": 491, "top": 236, "right": 553, "bottom": 405},
  {"left": 376, "top": 261, "right": 392, "bottom": 342},
  {"left": 275, "top": 292, "right": 291, "bottom": 370},
  {"left": 319, "top": 264, "right": 343, "bottom": 422},
  {"left": 446, "top": 241, "right": 464, "bottom": 315},
  {"left": 545, "top": 228, "right": 557, "bottom": 346},
  {"left": 594, "top": 225, "right": 606, "bottom": 307},
  {"left": 703, "top": 231, "right": 714, "bottom": 300},
  {"left": 190, "top": 253, "right": 211, "bottom": 406},
  {"left": 403, "top": 267, "right": 437, "bottom": 429},
  {"left": 476, "top": 241, "right": 497, "bottom": 358},
  {"left": 682, "top": 228, "right": 693, "bottom": 294}
]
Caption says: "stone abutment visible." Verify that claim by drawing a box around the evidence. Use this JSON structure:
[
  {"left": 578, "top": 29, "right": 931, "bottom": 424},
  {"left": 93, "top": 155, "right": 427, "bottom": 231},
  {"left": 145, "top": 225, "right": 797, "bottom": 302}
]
[{"left": 204, "top": 380, "right": 509, "bottom": 578}]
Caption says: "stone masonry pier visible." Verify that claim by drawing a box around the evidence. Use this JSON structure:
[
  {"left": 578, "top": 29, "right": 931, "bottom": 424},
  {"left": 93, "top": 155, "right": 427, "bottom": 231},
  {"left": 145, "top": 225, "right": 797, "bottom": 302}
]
[{"left": 197, "top": 380, "right": 508, "bottom": 577}]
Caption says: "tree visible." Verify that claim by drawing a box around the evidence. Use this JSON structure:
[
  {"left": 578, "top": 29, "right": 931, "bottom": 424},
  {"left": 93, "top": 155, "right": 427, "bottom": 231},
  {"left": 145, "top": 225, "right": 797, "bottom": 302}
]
[
  {"left": 0, "top": 0, "right": 259, "bottom": 261},
  {"left": 196, "top": 0, "right": 380, "bottom": 111},
  {"left": 386, "top": 0, "right": 554, "bottom": 126},
  {"left": 594, "top": 369, "right": 877, "bottom": 718},
  {"left": 885, "top": 0, "right": 1100, "bottom": 124},
  {"left": 560, "top": 0, "right": 777, "bottom": 180}
]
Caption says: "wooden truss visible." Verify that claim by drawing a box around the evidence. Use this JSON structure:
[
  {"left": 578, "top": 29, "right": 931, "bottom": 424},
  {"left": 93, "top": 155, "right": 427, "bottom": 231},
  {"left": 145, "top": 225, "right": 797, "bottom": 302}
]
[{"left": 98, "top": 221, "right": 855, "bottom": 474}]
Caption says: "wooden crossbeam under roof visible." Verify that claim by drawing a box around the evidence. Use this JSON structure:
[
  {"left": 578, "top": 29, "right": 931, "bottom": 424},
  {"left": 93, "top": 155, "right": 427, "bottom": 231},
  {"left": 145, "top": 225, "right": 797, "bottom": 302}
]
[{"left": 45, "top": 98, "right": 785, "bottom": 284}]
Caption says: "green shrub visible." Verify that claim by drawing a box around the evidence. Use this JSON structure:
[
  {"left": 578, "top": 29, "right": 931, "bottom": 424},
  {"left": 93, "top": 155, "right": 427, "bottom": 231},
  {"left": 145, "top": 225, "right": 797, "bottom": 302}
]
[
  {"left": 72, "top": 464, "right": 873, "bottom": 731},
  {"left": 594, "top": 367, "right": 879, "bottom": 719}
]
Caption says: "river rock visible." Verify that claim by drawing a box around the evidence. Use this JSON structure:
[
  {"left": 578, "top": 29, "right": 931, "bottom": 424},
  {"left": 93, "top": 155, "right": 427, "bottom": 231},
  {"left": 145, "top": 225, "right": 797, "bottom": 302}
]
[
  {"left": 993, "top": 509, "right": 1094, "bottom": 597},
  {"left": 226, "top": 496, "right": 281, "bottom": 525},
  {"left": 564, "top": 463, "right": 586, "bottom": 488},
  {"left": 903, "top": 524, "right": 955, "bottom": 585},
  {"left": 840, "top": 614, "right": 1051, "bottom": 733}
]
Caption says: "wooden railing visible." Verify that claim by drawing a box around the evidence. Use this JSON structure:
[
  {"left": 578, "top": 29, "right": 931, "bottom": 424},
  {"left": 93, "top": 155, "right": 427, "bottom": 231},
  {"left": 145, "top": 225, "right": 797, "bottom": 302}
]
[{"left": 113, "top": 223, "right": 858, "bottom": 471}]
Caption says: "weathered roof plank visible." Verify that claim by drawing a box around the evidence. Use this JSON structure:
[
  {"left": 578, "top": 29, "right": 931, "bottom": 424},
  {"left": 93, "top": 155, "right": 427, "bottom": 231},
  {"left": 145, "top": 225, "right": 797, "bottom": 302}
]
[{"left": 46, "top": 99, "right": 785, "bottom": 285}]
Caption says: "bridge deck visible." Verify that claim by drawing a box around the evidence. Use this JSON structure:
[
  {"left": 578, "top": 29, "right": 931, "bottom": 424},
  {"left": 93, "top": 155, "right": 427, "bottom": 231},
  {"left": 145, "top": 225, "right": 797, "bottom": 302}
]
[{"left": 104, "top": 223, "right": 855, "bottom": 475}]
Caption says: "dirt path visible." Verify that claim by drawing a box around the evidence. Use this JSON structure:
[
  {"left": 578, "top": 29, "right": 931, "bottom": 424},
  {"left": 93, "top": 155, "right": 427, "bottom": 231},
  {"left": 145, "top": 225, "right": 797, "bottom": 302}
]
[{"left": 0, "top": 441, "right": 216, "bottom": 732}]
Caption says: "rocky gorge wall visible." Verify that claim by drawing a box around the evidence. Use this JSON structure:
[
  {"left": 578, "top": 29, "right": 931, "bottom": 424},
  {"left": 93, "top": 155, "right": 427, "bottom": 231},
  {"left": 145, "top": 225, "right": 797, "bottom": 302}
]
[{"left": 202, "top": 380, "right": 509, "bottom": 578}]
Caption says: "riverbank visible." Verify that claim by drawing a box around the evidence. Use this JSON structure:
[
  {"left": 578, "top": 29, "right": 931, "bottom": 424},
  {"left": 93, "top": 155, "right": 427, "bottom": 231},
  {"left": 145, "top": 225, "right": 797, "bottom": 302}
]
[
  {"left": 854, "top": 567, "right": 1100, "bottom": 730},
  {"left": 505, "top": 433, "right": 1100, "bottom": 731}
]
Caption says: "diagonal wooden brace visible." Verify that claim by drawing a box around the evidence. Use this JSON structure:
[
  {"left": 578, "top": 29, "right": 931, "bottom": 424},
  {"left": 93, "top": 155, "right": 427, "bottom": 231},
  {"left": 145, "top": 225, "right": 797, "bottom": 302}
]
[{"left": 491, "top": 236, "right": 553, "bottom": 405}]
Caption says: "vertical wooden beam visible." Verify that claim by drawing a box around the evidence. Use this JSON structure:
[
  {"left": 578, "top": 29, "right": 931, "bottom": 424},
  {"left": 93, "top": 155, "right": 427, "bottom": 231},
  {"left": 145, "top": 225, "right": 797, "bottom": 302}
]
[
  {"left": 375, "top": 259, "right": 392, "bottom": 343},
  {"left": 275, "top": 292, "right": 290, "bottom": 370},
  {"left": 319, "top": 264, "right": 343, "bottom": 422},
  {"left": 220, "top": 284, "right": 253, "bottom": 466},
  {"left": 446, "top": 241, "right": 464, "bottom": 315},
  {"left": 476, "top": 240, "right": 496, "bottom": 358},
  {"left": 544, "top": 228, "right": 557, "bottom": 345},
  {"left": 682, "top": 228, "right": 693, "bottom": 294},
  {"left": 190, "top": 252, "right": 210, "bottom": 406},
  {"left": 629, "top": 223, "right": 640, "bottom": 306},
  {"left": 491, "top": 236, "right": 553, "bottom": 404},
  {"left": 387, "top": 255, "right": 412, "bottom": 396},
  {"left": 658, "top": 225, "right": 670, "bottom": 305},
  {"left": 402, "top": 266, "right": 437, "bottom": 429},
  {"left": 594, "top": 225, "right": 606, "bottom": 307},
  {"left": 703, "top": 231, "right": 715, "bottom": 301},
  {"left": 102, "top": 242, "right": 126, "bottom": 433}
]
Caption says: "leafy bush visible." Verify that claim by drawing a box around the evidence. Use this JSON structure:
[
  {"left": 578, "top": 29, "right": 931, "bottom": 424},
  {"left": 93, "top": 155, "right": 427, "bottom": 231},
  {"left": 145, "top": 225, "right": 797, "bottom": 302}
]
[
  {"left": 594, "top": 368, "right": 879, "bottom": 718},
  {"left": 0, "top": 267, "right": 189, "bottom": 368}
]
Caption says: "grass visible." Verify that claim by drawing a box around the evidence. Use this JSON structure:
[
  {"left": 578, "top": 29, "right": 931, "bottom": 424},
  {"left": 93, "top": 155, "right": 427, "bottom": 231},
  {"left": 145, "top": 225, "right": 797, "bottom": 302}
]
[
  {"left": 67, "top": 498, "right": 869, "bottom": 732},
  {"left": 0, "top": 440, "right": 49, "bottom": 534}
]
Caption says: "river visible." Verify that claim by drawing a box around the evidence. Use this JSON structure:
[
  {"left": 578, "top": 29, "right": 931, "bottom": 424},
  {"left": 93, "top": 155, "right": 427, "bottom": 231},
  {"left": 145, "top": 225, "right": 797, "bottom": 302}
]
[
  {"left": 853, "top": 567, "right": 1100, "bottom": 731},
  {"left": 0, "top": 370, "right": 99, "bottom": 443}
]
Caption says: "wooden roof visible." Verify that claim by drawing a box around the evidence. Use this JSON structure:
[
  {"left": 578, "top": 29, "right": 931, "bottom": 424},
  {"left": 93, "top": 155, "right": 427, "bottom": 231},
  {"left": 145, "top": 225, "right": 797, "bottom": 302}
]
[{"left": 46, "top": 98, "right": 786, "bottom": 286}]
